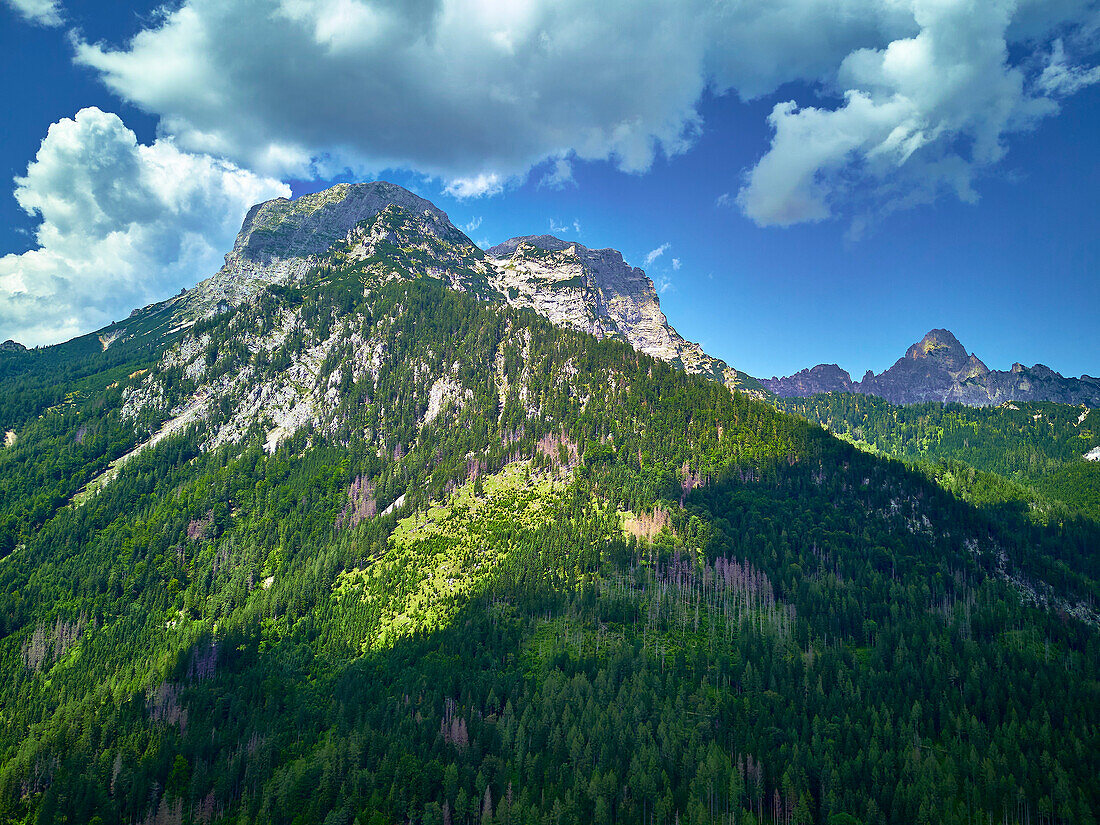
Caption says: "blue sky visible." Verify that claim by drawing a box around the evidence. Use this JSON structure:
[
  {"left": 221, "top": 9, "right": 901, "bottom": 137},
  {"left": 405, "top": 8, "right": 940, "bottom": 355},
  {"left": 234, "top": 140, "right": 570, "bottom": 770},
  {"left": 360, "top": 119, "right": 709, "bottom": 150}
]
[{"left": 1, "top": 0, "right": 1098, "bottom": 380}]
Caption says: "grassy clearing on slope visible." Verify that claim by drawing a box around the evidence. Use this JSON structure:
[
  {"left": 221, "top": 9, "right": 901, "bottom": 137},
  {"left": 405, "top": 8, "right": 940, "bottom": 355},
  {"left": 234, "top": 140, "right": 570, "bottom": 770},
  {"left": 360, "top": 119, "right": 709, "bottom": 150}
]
[{"left": 335, "top": 461, "right": 570, "bottom": 651}]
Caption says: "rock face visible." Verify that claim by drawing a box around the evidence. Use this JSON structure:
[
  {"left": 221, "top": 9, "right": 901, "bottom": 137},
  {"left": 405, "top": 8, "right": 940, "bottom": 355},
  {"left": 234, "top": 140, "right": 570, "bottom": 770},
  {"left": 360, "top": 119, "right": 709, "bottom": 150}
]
[
  {"left": 763, "top": 328, "right": 1100, "bottom": 406},
  {"left": 0, "top": 340, "right": 27, "bottom": 353},
  {"left": 184, "top": 181, "right": 454, "bottom": 313},
  {"left": 981, "top": 363, "right": 1100, "bottom": 406},
  {"left": 764, "top": 364, "right": 854, "bottom": 397},
  {"left": 486, "top": 236, "right": 760, "bottom": 394},
  {"left": 860, "top": 329, "right": 994, "bottom": 404},
  {"left": 171, "top": 182, "right": 761, "bottom": 396}
]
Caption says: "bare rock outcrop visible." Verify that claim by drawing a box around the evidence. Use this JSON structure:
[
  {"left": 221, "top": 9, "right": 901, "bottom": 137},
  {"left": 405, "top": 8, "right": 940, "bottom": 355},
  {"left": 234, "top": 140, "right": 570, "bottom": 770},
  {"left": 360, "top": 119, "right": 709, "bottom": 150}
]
[
  {"left": 184, "top": 182, "right": 455, "bottom": 313},
  {"left": 487, "top": 236, "right": 761, "bottom": 395},
  {"left": 763, "top": 363, "right": 855, "bottom": 397}
]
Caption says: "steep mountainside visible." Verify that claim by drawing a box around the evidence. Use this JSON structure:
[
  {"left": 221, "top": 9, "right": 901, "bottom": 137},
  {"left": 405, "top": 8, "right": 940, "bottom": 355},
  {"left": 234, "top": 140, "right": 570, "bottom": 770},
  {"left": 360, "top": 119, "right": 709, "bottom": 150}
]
[
  {"left": 487, "top": 235, "right": 762, "bottom": 394},
  {"left": 11, "top": 182, "right": 762, "bottom": 409},
  {"left": 779, "top": 392, "right": 1100, "bottom": 521},
  {"left": 764, "top": 328, "right": 1100, "bottom": 405},
  {"left": 0, "top": 184, "right": 1097, "bottom": 825}
]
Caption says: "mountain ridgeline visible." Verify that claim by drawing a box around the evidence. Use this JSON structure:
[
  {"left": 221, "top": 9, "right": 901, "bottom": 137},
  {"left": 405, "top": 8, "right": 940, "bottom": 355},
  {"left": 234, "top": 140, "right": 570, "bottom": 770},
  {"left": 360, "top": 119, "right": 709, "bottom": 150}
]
[
  {"left": 763, "top": 329, "right": 1100, "bottom": 406},
  {"left": 176, "top": 181, "right": 759, "bottom": 396},
  {"left": 187, "top": 182, "right": 462, "bottom": 312},
  {"left": 0, "top": 182, "right": 1097, "bottom": 825}
]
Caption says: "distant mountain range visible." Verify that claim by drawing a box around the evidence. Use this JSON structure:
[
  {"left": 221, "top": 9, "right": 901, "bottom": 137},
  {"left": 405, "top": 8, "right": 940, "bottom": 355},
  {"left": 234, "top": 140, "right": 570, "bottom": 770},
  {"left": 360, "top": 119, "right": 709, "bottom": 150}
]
[{"left": 763, "top": 328, "right": 1100, "bottom": 406}]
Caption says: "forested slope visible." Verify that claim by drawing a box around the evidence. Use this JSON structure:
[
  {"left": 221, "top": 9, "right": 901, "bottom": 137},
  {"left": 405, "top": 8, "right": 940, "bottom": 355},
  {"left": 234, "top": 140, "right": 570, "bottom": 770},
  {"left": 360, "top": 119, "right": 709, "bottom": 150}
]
[
  {"left": 778, "top": 393, "right": 1100, "bottom": 522},
  {"left": 0, "top": 249, "right": 1097, "bottom": 825}
]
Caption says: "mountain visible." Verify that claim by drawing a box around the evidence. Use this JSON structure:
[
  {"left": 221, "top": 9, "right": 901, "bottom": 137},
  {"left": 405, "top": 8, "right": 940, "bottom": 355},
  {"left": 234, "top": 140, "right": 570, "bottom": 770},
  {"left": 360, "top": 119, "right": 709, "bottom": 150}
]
[
  {"left": 83, "top": 182, "right": 761, "bottom": 400},
  {"left": 487, "top": 235, "right": 761, "bottom": 394},
  {"left": 112, "top": 193, "right": 759, "bottom": 460},
  {"left": 764, "top": 328, "right": 1100, "bottom": 405},
  {"left": 859, "top": 329, "right": 992, "bottom": 404},
  {"left": 759, "top": 363, "right": 854, "bottom": 397},
  {"left": 2, "top": 180, "right": 768, "bottom": 449},
  {"left": 0, "top": 340, "right": 26, "bottom": 353},
  {"left": 0, "top": 184, "right": 1098, "bottom": 825},
  {"left": 183, "top": 181, "right": 456, "bottom": 313}
]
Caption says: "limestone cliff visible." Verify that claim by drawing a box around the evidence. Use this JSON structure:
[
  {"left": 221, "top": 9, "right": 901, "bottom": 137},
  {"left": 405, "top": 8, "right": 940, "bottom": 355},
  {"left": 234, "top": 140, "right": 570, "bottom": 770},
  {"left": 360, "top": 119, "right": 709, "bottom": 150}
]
[{"left": 486, "top": 236, "right": 761, "bottom": 395}]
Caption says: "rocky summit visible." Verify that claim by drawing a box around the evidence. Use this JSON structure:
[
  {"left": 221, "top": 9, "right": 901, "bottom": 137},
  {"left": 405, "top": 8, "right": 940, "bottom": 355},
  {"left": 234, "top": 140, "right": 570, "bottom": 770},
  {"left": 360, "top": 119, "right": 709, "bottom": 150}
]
[
  {"left": 145, "top": 181, "right": 761, "bottom": 397},
  {"left": 486, "top": 236, "right": 759, "bottom": 394},
  {"left": 763, "top": 328, "right": 1100, "bottom": 406},
  {"left": 760, "top": 363, "right": 855, "bottom": 397},
  {"left": 184, "top": 182, "right": 455, "bottom": 314}
]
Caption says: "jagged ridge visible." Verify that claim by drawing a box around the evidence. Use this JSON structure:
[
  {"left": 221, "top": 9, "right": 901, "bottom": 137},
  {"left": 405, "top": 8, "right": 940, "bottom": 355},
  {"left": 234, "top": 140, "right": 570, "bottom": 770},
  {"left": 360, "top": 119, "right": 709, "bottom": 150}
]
[
  {"left": 764, "top": 328, "right": 1100, "bottom": 406},
  {"left": 170, "top": 182, "right": 762, "bottom": 397},
  {"left": 487, "top": 235, "right": 761, "bottom": 394}
]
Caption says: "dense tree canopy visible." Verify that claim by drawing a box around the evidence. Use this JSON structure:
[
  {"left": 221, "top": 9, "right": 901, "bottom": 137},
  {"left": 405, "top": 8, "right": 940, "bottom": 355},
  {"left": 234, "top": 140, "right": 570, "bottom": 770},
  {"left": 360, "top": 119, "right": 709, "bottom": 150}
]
[{"left": 0, "top": 266, "right": 1096, "bottom": 825}]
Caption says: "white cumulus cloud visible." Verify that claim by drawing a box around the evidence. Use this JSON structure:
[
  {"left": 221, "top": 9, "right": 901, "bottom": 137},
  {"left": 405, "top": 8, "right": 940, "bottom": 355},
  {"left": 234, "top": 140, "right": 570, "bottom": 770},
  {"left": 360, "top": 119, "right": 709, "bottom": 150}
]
[
  {"left": 63, "top": 0, "right": 1100, "bottom": 228},
  {"left": 444, "top": 173, "right": 505, "bottom": 199},
  {"left": 737, "top": 0, "right": 1099, "bottom": 229},
  {"left": 77, "top": 0, "right": 708, "bottom": 188},
  {"left": 3, "top": 0, "right": 62, "bottom": 25},
  {"left": 0, "top": 108, "right": 289, "bottom": 346}
]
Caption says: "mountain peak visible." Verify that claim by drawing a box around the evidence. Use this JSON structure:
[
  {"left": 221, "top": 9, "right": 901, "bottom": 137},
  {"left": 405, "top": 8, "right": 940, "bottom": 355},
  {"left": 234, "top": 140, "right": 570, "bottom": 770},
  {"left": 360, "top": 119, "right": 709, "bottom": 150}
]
[
  {"left": 232, "top": 181, "right": 450, "bottom": 264},
  {"left": 185, "top": 181, "right": 454, "bottom": 313},
  {"left": 764, "top": 328, "right": 1099, "bottom": 406},
  {"left": 484, "top": 233, "right": 760, "bottom": 395},
  {"left": 906, "top": 329, "right": 967, "bottom": 362}
]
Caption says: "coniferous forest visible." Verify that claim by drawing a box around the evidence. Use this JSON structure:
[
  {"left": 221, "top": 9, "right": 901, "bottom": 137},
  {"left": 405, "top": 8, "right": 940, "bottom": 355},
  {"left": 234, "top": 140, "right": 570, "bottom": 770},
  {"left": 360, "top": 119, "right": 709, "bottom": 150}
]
[{"left": 0, "top": 258, "right": 1097, "bottom": 825}]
